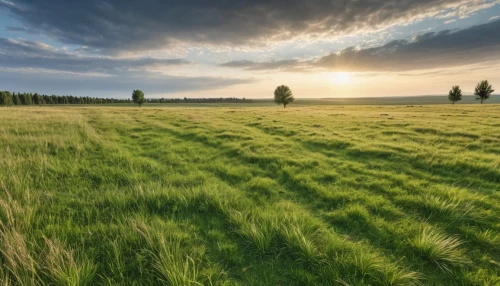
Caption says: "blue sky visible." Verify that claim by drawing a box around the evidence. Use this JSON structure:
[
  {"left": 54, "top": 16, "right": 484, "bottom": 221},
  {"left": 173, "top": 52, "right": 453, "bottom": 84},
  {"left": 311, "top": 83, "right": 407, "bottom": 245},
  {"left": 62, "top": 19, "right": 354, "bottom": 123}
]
[{"left": 0, "top": 0, "right": 499, "bottom": 98}]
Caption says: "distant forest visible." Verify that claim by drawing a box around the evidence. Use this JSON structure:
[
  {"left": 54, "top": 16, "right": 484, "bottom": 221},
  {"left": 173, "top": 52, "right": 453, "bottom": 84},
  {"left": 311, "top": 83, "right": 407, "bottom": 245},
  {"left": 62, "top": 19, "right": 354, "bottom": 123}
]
[
  {"left": 0, "top": 91, "right": 252, "bottom": 105},
  {"left": 146, "top": 97, "right": 252, "bottom": 103},
  {"left": 0, "top": 91, "right": 130, "bottom": 105}
]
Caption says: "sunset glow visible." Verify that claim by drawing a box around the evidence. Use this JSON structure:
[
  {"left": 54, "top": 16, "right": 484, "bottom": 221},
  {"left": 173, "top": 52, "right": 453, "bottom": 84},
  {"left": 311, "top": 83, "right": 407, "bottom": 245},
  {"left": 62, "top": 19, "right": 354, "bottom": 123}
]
[{"left": 332, "top": 72, "right": 351, "bottom": 85}]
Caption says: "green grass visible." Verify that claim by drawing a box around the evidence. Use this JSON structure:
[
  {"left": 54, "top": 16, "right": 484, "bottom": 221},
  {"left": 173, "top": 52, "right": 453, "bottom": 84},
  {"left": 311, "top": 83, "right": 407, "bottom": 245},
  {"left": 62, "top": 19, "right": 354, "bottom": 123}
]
[
  {"left": 0, "top": 104, "right": 499, "bottom": 285},
  {"left": 410, "top": 227, "right": 469, "bottom": 273}
]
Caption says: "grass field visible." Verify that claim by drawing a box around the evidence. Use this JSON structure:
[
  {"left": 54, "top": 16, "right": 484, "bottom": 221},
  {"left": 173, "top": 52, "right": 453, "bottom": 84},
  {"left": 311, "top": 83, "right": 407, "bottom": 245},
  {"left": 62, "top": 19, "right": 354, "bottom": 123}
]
[{"left": 1, "top": 104, "right": 499, "bottom": 285}]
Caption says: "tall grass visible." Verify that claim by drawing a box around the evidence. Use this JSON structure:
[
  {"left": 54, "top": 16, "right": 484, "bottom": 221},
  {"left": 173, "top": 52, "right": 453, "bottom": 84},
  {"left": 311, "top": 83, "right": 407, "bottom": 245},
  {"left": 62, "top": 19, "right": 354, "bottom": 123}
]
[
  {"left": 152, "top": 238, "right": 201, "bottom": 286},
  {"left": 410, "top": 227, "right": 470, "bottom": 273},
  {"left": 0, "top": 229, "right": 39, "bottom": 285},
  {"left": 279, "top": 223, "right": 323, "bottom": 267},
  {"left": 378, "top": 264, "right": 422, "bottom": 286},
  {"left": 133, "top": 219, "right": 203, "bottom": 285},
  {"left": 236, "top": 219, "right": 276, "bottom": 257},
  {"left": 43, "top": 238, "right": 97, "bottom": 286}
]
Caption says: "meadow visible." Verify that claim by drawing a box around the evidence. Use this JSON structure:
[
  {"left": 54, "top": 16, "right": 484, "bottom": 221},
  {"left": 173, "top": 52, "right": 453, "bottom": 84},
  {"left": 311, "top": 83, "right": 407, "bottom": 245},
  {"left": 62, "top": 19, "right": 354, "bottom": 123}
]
[{"left": 0, "top": 103, "right": 499, "bottom": 285}]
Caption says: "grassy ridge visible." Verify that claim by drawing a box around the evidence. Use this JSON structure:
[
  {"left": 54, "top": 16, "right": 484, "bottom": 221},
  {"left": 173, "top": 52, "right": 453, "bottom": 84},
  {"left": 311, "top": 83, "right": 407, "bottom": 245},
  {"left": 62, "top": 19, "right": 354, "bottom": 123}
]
[{"left": 1, "top": 105, "right": 499, "bottom": 285}]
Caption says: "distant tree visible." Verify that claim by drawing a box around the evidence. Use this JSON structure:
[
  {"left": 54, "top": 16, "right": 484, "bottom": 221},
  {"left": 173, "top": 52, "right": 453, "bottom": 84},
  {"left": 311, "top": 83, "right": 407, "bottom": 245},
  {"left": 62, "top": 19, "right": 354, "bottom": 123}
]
[
  {"left": 0, "top": 91, "right": 13, "bottom": 106},
  {"left": 448, "top": 86, "right": 462, "bottom": 105},
  {"left": 274, "top": 85, "right": 294, "bottom": 108},
  {"left": 474, "top": 80, "right": 494, "bottom": 104},
  {"left": 19, "top": 93, "right": 27, "bottom": 105},
  {"left": 12, "top": 93, "right": 19, "bottom": 105},
  {"left": 26, "top": 93, "right": 33, "bottom": 105},
  {"left": 33, "top": 93, "right": 42, "bottom": 105},
  {"left": 132, "top": 90, "right": 145, "bottom": 107}
]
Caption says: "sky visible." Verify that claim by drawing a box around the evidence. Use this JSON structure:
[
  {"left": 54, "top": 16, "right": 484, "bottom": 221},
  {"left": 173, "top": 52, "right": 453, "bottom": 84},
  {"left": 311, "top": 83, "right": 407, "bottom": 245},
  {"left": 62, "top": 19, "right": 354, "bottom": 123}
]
[{"left": 0, "top": 0, "right": 499, "bottom": 99}]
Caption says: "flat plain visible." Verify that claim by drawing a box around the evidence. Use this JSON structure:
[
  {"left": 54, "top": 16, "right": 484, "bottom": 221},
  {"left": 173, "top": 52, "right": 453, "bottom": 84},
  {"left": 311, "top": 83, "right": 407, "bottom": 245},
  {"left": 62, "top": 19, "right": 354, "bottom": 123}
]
[{"left": 1, "top": 103, "right": 499, "bottom": 285}]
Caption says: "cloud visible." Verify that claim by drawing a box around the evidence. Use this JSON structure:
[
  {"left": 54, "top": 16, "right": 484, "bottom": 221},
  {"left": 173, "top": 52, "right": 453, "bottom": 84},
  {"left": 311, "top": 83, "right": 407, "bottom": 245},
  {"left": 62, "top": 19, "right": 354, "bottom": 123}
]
[
  {"left": 4, "top": 26, "right": 38, "bottom": 34},
  {"left": 457, "top": 0, "right": 500, "bottom": 18},
  {"left": 0, "top": 38, "right": 256, "bottom": 95},
  {"left": 219, "top": 60, "right": 257, "bottom": 69},
  {"left": 1, "top": 0, "right": 495, "bottom": 53},
  {"left": 0, "top": 38, "right": 192, "bottom": 73},
  {"left": 220, "top": 59, "right": 312, "bottom": 71},
  {"left": 314, "top": 19, "right": 500, "bottom": 71},
  {"left": 222, "top": 19, "right": 500, "bottom": 72},
  {"left": 436, "top": 0, "right": 500, "bottom": 19},
  {"left": 0, "top": 0, "right": 16, "bottom": 8}
]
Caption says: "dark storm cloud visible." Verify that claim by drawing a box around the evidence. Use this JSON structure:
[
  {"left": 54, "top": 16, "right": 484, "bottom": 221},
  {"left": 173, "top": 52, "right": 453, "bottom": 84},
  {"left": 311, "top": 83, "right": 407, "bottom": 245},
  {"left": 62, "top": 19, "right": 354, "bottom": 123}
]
[
  {"left": 221, "top": 19, "right": 500, "bottom": 72},
  {"left": 0, "top": 38, "right": 191, "bottom": 73},
  {"left": 0, "top": 0, "right": 475, "bottom": 52}
]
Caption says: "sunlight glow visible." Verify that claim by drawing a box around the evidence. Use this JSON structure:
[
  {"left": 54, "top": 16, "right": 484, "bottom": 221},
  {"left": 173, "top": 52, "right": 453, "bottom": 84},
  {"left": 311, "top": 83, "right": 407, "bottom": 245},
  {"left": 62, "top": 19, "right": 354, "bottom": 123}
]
[{"left": 332, "top": 72, "right": 351, "bottom": 84}]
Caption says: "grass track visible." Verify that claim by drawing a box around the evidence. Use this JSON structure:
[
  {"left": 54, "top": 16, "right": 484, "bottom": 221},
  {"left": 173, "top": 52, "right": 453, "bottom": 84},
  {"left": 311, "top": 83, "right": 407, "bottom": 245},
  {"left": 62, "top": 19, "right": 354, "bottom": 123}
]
[{"left": 1, "top": 104, "right": 499, "bottom": 285}]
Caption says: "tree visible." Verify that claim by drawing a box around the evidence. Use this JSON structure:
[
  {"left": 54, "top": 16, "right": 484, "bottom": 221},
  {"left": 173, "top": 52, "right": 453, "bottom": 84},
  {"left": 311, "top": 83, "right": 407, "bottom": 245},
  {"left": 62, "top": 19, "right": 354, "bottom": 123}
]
[
  {"left": 474, "top": 80, "right": 494, "bottom": 104},
  {"left": 26, "top": 93, "right": 33, "bottom": 105},
  {"left": 274, "top": 85, "right": 294, "bottom": 108},
  {"left": 0, "top": 91, "right": 13, "bottom": 106},
  {"left": 33, "top": 93, "right": 42, "bottom": 105},
  {"left": 132, "top": 90, "right": 145, "bottom": 107},
  {"left": 19, "top": 93, "right": 27, "bottom": 105},
  {"left": 448, "top": 85, "right": 462, "bottom": 105},
  {"left": 12, "top": 93, "right": 19, "bottom": 105}
]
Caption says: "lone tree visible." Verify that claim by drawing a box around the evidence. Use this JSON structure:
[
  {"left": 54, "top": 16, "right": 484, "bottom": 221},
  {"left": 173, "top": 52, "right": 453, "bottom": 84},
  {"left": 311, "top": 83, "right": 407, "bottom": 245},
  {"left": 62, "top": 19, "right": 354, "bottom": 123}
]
[
  {"left": 474, "top": 80, "right": 494, "bottom": 104},
  {"left": 132, "top": 90, "right": 145, "bottom": 107},
  {"left": 274, "top": 85, "right": 294, "bottom": 108},
  {"left": 448, "top": 85, "right": 462, "bottom": 105}
]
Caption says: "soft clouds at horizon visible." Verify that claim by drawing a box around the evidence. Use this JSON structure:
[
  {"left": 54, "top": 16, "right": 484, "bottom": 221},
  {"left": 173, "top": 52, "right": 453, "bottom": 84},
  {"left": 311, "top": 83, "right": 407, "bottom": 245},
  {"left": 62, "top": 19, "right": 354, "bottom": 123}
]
[{"left": 0, "top": 0, "right": 499, "bottom": 98}]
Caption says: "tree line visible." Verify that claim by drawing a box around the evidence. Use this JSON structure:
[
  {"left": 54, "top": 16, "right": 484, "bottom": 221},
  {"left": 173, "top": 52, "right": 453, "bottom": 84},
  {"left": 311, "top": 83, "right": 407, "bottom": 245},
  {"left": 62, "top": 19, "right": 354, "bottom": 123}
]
[
  {"left": 0, "top": 91, "right": 131, "bottom": 106},
  {"left": 131, "top": 90, "right": 253, "bottom": 107},
  {"left": 0, "top": 90, "right": 254, "bottom": 107},
  {"left": 146, "top": 97, "right": 253, "bottom": 104}
]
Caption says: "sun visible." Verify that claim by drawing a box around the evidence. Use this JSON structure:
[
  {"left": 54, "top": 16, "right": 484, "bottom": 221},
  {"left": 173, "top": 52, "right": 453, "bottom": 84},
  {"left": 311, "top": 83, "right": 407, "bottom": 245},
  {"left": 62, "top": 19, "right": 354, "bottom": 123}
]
[{"left": 332, "top": 72, "right": 351, "bottom": 84}]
